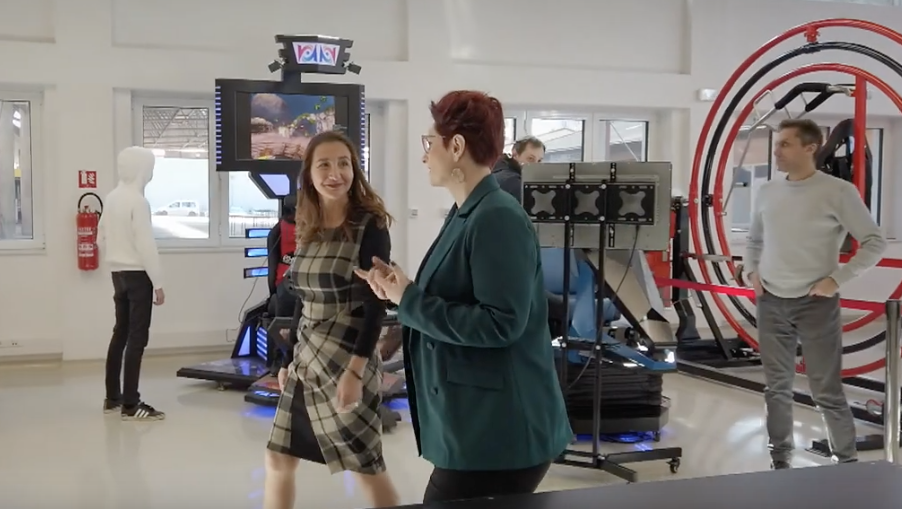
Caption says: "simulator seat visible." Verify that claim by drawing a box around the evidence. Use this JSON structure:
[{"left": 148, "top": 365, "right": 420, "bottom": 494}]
[
  {"left": 544, "top": 248, "right": 619, "bottom": 337},
  {"left": 543, "top": 248, "right": 579, "bottom": 323},
  {"left": 816, "top": 118, "right": 873, "bottom": 254},
  {"left": 562, "top": 258, "right": 673, "bottom": 372},
  {"left": 554, "top": 258, "right": 675, "bottom": 436}
]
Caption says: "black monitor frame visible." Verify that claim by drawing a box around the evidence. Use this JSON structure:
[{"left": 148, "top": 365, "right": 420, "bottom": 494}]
[{"left": 214, "top": 79, "right": 365, "bottom": 183}]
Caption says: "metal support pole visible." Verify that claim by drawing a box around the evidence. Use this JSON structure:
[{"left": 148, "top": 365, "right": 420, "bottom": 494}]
[{"left": 884, "top": 299, "right": 901, "bottom": 464}]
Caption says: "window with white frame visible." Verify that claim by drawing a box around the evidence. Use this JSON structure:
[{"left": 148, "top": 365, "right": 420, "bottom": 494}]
[
  {"left": 0, "top": 99, "right": 37, "bottom": 244},
  {"left": 135, "top": 97, "right": 382, "bottom": 245},
  {"left": 502, "top": 112, "right": 649, "bottom": 163},
  {"left": 226, "top": 112, "right": 375, "bottom": 239},
  {"left": 529, "top": 118, "right": 585, "bottom": 162},
  {"left": 503, "top": 118, "right": 517, "bottom": 154},
  {"left": 729, "top": 123, "right": 883, "bottom": 233},
  {"left": 139, "top": 104, "right": 212, "bottom": 241},
  {"left": 599, "top": 120, "right": 648, "bottom": 162}
]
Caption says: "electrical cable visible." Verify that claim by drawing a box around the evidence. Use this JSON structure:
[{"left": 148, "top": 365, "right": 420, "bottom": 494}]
[
  {"left": 237, "top": 262, "right": 265, "bottom": 326},
  {"left": 696, "top": 42, "right": 902, "bottom": 358}
]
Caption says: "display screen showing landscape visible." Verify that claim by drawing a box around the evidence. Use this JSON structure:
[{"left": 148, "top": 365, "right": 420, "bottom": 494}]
[{"left": 249, "top": 93, "right": 336, "bottom": 161}]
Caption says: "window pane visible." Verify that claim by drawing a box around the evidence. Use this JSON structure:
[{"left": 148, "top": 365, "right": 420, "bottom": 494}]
[
  {"left": 730, "top": 127, "right": 770, "bottom": 232},
  {"left": 529, "top": 118, "right": 584, "bottom": 162},
  {"left": 142, "top": 106, "right": 210, "bottom": 239},
  {"left": 503, "top": 118, "right": 516, "bottom": 154},
  {"left": 228, "top": 172, "right": 279, "bottom": 238},
  {"left": 0, "top": 101, "right": 32, "bottom": 240},
  {"left": 604, "top": 120, "right": 647, "bottom": 162}
]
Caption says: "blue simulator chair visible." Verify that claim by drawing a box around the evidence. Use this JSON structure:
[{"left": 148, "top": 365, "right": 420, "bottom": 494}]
[
  {"left": 541, "top": 248, "right": 580, "bottom": 321},
  {"left": 566, "top": 259, "right": 675, "bottom": 372},
  {"left": 553, "top": 258, "right": 619, "bottom": 365}
]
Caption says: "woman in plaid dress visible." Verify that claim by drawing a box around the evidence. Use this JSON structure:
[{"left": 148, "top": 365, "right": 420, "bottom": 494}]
[{"left": 262, "top": 131, "right": 399, "bottom": 509}]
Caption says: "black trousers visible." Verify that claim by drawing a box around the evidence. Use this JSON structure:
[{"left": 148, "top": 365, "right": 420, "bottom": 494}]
[
  {"left": 422, "top": 461, "right": 551, "bottom": 504},
  {"left": 105, "top": 271, "right": 154, "bottom": 408}
]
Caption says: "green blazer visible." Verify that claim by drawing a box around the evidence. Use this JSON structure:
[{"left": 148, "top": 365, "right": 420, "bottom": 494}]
[{"left": 398, "top": 175, "right": 573, "bottom": 471}]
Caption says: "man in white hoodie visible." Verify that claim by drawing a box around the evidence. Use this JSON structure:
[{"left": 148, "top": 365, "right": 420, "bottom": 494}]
[{"left": 97, "top": 146, "right": 166, "bottom": 421}]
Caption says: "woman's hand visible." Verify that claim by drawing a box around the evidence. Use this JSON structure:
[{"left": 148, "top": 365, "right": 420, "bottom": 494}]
[
  {"left": 278, "top": 367, "right": 289, "bottom": 392},
  {"left": 334, "top": 369, "right": 364, "bottom": 413},
  {"left": 371, "top": 258, "right": 412, "bottom": 305},
  {"left": 354, "top": 256, "right": 395, "bottom": 300}
]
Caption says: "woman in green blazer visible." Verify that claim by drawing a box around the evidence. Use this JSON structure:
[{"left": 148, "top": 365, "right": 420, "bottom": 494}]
[{"left": 356, "top": 90, "right": 572, "bottom": 504}]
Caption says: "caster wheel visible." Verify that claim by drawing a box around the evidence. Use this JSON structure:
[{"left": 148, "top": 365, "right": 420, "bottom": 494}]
[
  {"left": 217, "top": 383, "right": 227, "bottom": 391},
  {"left": 653, "top": 432, "right": 661, "bottom": 442},
  {"left": 668, "top": 458, "right": 680, "bottom": 474}
]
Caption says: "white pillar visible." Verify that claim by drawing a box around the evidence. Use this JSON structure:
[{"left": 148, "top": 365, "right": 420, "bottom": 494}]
[{"left": 383, "top": 101, "right": 409, "bottom": 268}]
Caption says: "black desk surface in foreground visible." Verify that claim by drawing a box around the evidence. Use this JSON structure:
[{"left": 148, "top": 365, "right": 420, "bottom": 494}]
[{"left": 396, "top": 461, "right": 902, "bottom": 509}]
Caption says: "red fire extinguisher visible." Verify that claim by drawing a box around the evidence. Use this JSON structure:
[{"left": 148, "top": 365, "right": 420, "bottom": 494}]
[{"left": 77, "top": 192, "right": 103, "bottom": 271}]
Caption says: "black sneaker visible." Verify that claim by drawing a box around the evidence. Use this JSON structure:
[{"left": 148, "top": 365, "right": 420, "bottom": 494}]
[
  {"left": 771, "top": 460, "right": 792, "bottom": 470},
  {"left": 121, "top": 402, "right": 165, "bottom": 421},
  {"left": 103, "top": 399, "right": 121, "bottom": 414}
]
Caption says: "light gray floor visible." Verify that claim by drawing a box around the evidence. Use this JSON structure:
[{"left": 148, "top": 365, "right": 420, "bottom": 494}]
[{"left": 0, "top": 353, "right": 887, "bottom": 508}]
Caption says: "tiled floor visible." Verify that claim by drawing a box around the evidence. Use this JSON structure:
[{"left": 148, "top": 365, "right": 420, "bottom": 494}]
[{"left": 0, "top": 354, "right": 887, "bottom": 508}]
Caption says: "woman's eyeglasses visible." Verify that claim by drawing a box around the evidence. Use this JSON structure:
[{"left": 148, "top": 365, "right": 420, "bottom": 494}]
[{"left": 421, "top": 134, "right": 443, "bottom": 153}]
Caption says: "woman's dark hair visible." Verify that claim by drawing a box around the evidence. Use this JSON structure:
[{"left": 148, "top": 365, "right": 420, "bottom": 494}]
[
  {"left": 429, "top": 90, "right": 505, "bottom": 167},
  {"left": 295, "top": 131, "right": 392, "bottom": 245}
]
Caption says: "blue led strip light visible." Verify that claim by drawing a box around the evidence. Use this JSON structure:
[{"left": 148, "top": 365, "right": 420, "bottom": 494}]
[
  {"left": 255, "top": 327, "right": 268, "bottom": 361},
  {"left": 214, "top": 85, "right": 223, "bottom": 165},
  {"left": 360, "top": 88, "right": 366, "bottom": 165}
]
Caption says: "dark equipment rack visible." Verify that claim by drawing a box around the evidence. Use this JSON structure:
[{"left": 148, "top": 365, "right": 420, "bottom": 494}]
[{"left": 526, "top": 162, "right": 682, "bottom": 483}]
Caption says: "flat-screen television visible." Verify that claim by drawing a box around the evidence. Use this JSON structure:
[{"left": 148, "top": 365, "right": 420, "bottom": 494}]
[{"left": 215, "top": 79, "right": 365, "bottom": 195}]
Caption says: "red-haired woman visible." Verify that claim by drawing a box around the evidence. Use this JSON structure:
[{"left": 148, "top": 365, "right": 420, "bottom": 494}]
[
  {"left": 264, "top": 131, "right": 400, "bottom": 509},
  {"left": 357, "top": 91, "right": 572, "bottom": 503}
]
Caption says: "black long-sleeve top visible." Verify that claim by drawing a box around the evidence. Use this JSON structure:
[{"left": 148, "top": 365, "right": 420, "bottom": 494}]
[
  {"left": 266, "top": 222, "right": 282, "bottom": 296},
  {"left": 282, "top": 219, "right": 391, "bottom": 367}
]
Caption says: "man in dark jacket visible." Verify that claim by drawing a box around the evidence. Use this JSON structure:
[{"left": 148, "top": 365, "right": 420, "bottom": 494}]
[{"left": 491, "top": 136, "right": 545, "bottom": 203}]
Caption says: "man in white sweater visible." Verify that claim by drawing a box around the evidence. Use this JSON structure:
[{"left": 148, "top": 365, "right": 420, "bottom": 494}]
[
  {"left": 97, "top": 146, "right": 166, "bottom": 421},
  {"left": 744, "top": 118, "right": 886, "bottom": 469}
]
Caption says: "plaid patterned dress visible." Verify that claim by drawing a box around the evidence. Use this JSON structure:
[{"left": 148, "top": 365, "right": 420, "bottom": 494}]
[{"left": 266, "top": 213, "right": 386, "bottom": 475}]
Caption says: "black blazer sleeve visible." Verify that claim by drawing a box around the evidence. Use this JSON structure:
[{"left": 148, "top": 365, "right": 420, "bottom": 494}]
[{"left": 352, "top": 219, "right": 391, "bottom": 358}]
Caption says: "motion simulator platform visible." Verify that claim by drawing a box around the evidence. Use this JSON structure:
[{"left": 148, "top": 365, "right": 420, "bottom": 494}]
[{"left": 393, "top": 461, "right": 902, "bottom": 509}]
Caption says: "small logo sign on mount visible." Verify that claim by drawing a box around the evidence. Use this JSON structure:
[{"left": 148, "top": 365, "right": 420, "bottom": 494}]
[{"left": 293, "top": 42, "right": 340, "bottom": 66}]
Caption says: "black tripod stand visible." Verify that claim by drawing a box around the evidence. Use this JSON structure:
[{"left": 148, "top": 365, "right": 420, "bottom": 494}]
[{"left": 524, "top": 162, "right": 682, "bottom": 483}]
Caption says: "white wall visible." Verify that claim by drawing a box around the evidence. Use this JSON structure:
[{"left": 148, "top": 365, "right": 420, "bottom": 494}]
[{"left": 1, "top": 0, "right": 902, "bottom": 359}]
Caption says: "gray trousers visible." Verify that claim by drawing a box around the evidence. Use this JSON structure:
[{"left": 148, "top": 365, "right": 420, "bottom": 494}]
[{"left": 757, "top": 291, "right": 857, "bottom": 463}]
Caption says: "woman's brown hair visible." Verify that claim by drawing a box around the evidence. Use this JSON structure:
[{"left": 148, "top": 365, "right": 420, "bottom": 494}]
[{"left": 295, "top": 131, "right": 393, "bottom": 245}]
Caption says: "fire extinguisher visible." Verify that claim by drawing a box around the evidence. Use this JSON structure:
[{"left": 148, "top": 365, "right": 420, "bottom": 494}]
[{"left": 77, "top": 192, "right": 103, "bottom": 271}]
